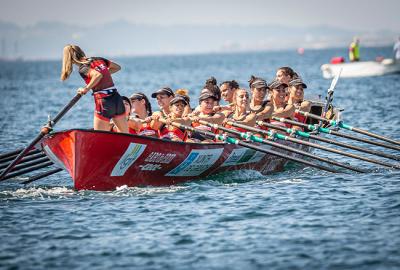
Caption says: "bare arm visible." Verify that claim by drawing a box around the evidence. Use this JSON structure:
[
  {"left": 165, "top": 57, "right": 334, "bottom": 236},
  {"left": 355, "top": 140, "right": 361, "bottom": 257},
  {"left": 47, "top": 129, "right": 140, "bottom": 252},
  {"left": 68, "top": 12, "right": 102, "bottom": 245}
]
[
  {"left": 299, "top": 100, "right": 311, "bottom": 113},
  {"left": 108, "top": 61, "right": 121, "bottom": 74},
  {"left": 272, "top": 104, "right": 296, "bottom": 118},
  {"left": 77, "top": 69, "right": 103, "bottom": 95},
  {"left": 198, "top": 112, "right": 225, "bottom": 125},
  {"left": 231, "top": 113, "right": 257, "bottom": 127},
  {"left": 256, "top": 105, "right": 273, "bottom": 120}
]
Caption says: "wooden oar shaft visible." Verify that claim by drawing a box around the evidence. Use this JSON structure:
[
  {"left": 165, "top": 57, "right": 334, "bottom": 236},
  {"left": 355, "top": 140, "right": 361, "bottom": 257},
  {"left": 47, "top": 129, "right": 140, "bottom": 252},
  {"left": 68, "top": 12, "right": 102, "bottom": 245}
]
[
  {"left": 261, "top": 122, "right": 400, "bottom": 161},
  {"left": 220, "top": 122, "right": 365, "bottom": 173},
  {"left": 0, "top": 93, "right": 82, "bottom": 181},
  {"left": 229, "top": 120, "right": 399, "bottom": 169},
  {"left": 195, "top": 120, "right": 339, "bottom": 173},
  {"left": 272, "top": 117, "right": 400, "bottom": 151},
  {"left": 296, "top": 110, "right": 400, "bottom": 146}
]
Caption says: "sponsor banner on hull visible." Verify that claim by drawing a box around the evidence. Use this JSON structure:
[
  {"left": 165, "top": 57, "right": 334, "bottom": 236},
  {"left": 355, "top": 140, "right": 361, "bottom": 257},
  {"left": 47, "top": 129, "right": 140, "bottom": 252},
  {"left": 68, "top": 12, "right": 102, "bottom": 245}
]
[
  {"left": 111, "top": 143, "right": 147, "bottom": 176},
  {"left": 166, "top": 148, "right": 224, "bottom": 177},
  {"left": 221, "top": 147, "right": 265, "bottom": 167}
]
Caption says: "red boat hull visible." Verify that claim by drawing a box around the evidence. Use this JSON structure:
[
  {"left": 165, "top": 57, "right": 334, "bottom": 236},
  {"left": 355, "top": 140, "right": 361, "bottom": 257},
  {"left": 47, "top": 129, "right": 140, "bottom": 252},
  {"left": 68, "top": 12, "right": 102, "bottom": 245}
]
[{"left": 41, "top": 129, "right": 308, "bottom": 191}]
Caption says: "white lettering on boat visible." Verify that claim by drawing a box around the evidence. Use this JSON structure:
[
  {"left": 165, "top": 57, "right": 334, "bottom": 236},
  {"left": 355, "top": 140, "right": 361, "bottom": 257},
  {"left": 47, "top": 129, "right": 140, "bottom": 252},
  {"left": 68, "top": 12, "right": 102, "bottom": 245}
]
[
  {"left": 221, "top": 147, "right": 265, "bottom": 167},
  {"left": 139, "top": 164, "right": 162, "bottom": 171},
  {"left": 166, "top": 148, "right": 223, "bottom": 177},
  {"left": 111, "top": 143, "right": 147, "bottom": 176},
  {"left": 144, "top": 152, "right": 176, "bottom": 164}
]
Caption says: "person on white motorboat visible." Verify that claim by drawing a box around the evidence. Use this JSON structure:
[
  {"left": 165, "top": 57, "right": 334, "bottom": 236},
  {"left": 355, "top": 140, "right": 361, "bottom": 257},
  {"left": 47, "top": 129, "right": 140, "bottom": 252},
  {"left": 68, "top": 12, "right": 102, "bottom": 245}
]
[
  {"left": 393, "top": 37, "right": 400, "bottom": 62},
  {"left": 349, "top": 37, "right": 360, "bottom": 62}
]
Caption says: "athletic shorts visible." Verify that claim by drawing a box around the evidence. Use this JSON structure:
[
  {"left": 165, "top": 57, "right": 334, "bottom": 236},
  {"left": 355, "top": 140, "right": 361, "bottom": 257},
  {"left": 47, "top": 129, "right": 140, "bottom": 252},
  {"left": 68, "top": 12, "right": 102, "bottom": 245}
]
[{"left": 93, "top": 89, "right": 125, "bottom": 121}]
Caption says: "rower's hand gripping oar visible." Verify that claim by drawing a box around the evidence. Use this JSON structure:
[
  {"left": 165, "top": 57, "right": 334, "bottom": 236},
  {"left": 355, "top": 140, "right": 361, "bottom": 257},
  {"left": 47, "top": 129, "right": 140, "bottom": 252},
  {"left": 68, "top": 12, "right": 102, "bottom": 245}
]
[
  {"left": 160, "top": 119, "right": 339, "bottom": 173},
  {"left": 228, "top": 119, "right": 400, "bottom": 169},
  {"left": 206, "top": 120, "right": 366, "bottom": 173},
  {"left": 0, "top": 93, "right": 83, "bottom": 181},
  {"left": 297, "top": 110, "right": 400, "bottom": 146}
]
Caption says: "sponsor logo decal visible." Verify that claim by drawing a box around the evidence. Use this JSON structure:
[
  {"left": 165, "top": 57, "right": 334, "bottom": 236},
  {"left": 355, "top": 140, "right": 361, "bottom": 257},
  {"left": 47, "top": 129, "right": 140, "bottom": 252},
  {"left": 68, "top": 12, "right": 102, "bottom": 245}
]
[
  {"left": 144, "top": 152, "right": 176, "bottom": 164},
  {"left": 166, "top": 148, "right": 223, "bottom": 177},
  {"left": 111, "top": 143, "right": 146, "bottom": 176},
  {"left": 139, "top": 164, "right": 163, "bottom": 171},
  {"left": 221, "top": 147, "right": 265, "bottom": 167}
]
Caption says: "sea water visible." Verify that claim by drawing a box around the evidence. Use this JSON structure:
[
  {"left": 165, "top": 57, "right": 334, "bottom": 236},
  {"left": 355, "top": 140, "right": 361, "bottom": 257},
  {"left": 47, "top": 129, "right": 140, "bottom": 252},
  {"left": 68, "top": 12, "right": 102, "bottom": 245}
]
[{"left": 0, "top": 47, "right": 399, "bottom": 269}]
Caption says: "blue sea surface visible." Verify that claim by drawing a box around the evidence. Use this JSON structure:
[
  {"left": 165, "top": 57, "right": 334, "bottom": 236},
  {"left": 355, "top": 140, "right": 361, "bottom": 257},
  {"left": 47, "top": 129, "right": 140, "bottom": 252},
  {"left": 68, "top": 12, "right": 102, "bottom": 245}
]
[{"left": 0, "top": 47, "right": 399, "bottom": 269}]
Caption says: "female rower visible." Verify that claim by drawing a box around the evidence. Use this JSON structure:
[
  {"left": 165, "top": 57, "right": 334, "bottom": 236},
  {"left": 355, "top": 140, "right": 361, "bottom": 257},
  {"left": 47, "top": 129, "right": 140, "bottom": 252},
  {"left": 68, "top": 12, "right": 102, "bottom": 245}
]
[
  {"left": 189, "top": 92, "right": 225, "bottom": 142},
  {"left": 175, "top": 88, "right": 192, "bottom": 116},
  {"left": 248, "top": 75, "right": 273, "bottom": 119},
  {"left": 268, "top": 79, "right": 295, "bottom": 128},
  {"left": 220, "top": 80, "right": 239, "bottom": 104},
  {"left": 275, "top": 66, "right": 298, "bottom": 84},
  {"left": 129, "top": 92, "right": 158, "bottom": 137},
  {"left": 287, "top": 78, "right": 311, "bottom": 124},
  {"left": 151, "top": 87, "right": 175, "bottom": 117},
  {"left": 223, "top": 88, "right": 257, "bottom": 134},
  {"left": 60, "top": 44, "right": 128, "bottom": 133},
  {"left": 152, "top": 96, "right": 191, "bottom": 142}
]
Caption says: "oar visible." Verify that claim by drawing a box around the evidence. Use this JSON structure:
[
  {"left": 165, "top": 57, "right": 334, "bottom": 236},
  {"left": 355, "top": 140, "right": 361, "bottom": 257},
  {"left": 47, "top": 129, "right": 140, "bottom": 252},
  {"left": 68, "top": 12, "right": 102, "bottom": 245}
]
[
  {"left": 227, "top": 121, "right": 400, "bottom": 169},
  {"left": 200, "top": 120, "right": 366, "bottom": 173},
  {"left": 259, "top": 121, "right": 400, "bottom": 161},
  {"left": 0, "top": 93, "right": 82, "bottom": 182},
  {"left": 0, "top": 153, "right": 47, "bottom": 166},
  {"left": 1, "top": 161, "right": 54, "bottom": 181},
  {"left": 162, "top": 120, "right": 339, "bottom": 173},
  {"left": 22, "top": 168, "right": 63, "bottom": 185},
  {"left": 0, "top": 148, "right": 24, "bottom": 160},
  {"left": 0, "top": 157, "right": 51, "bottom": 172},
  {"left": 296, "top": 110, "right": 400, "bottom": 146},
  {"left": 0, "top": 149, "right": 42, "bottom": 164},
  {"left": 272, "top": 117, "right": 400, "bottom": 151}
]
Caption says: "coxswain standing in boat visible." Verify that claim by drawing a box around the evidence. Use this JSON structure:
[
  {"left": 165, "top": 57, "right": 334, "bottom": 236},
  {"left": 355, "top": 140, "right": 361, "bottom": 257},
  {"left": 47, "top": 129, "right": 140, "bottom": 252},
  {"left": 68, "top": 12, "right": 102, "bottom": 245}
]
[
  {"left": 349, "top": 37, "right": 360, "bottom": 62},
  {"left": 189, "top": 91, "right": 225, "bottom": 143},
  {"left": 60, "top": 44, "right": 128, "bottom": 133},
  {"left": 152, "top": 96, "right": 192, "bottom": 142},
  {"left": 128, "top": 92, "right": 158, "bottom": 137},
  {"left": 268, "top": 79, "right": 295, "bottom": 128}
]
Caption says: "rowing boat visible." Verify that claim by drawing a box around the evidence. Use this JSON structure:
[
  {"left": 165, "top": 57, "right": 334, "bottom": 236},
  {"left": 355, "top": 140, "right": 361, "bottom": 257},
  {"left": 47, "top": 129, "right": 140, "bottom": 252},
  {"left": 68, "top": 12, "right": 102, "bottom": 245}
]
[
  {"left": 41, "top": 129, "right": 311, "bottom": 190},
  {"left": 321, "top": 58, "right": 400, "bottom": 79}
]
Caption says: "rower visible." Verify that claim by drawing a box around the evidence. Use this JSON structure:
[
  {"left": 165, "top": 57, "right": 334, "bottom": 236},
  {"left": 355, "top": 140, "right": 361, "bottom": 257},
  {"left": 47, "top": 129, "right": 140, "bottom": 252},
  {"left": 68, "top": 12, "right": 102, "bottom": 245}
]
[
  {"left": 275, "top": 66, "right": 299, "bottom": 102},
  {"left": 129, "top": 92, "right": 158, "bottom": 137},
  {"left": 189, "top": 92, "right": 225, "bottom": 143},
  {"left": 287, "top": 78, "right": 311, "bottom": 125},
  {"left": 151, "top": 87, "right": 175, "bottom": 118},
  {"left": 220, "top": 80, "right": 239, "bottom": 104},
  {"left": 153, "top": 96, "right": 191, "bottom": 142},
  {"left": 223, "top": 88, "right": 257, "bottom": 136},
  {"left": 268, "top": 79, "right": 295, "bottom": 128},
  {"left": 175, "top": 88, "right": 192, "bottom": 116}
]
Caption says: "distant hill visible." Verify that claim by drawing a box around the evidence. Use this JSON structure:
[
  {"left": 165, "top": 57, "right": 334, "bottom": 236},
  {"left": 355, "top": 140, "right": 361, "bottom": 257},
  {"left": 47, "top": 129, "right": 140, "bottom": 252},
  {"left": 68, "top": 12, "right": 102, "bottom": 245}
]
[{"left": 0, "top": 20, "right": 397, "bottom": 60}]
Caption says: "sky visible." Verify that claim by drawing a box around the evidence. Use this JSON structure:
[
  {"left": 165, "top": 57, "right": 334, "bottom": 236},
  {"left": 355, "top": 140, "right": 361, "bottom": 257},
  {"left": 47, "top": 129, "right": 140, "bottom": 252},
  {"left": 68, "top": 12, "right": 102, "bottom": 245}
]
[{"left": 0, "top": 0, "right": 399, "bottom": 31}]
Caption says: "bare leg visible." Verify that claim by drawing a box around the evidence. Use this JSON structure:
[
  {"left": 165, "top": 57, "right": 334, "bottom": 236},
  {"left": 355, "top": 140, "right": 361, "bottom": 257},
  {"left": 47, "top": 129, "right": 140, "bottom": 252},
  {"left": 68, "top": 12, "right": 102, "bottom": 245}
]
[
  {"left": 113, "top": 115, "right": 129, "bottom": 133},
  {"left": 93, "top": 115, "right": 112, "bottom": 131}
]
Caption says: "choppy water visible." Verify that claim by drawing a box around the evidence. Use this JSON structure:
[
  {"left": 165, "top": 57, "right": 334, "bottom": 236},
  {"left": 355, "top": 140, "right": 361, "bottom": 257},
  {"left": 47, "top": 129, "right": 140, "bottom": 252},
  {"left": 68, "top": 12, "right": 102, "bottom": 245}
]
[{"left": 1, "top": 47, "right": 400, "bottom": 269}]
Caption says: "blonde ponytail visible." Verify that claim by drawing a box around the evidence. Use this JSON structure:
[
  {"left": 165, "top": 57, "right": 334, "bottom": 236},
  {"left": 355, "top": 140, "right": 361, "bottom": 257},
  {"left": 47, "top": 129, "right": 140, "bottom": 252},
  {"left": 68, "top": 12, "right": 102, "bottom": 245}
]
[{"left": 60, "top": 45, "right": 88, "bottom": 81}]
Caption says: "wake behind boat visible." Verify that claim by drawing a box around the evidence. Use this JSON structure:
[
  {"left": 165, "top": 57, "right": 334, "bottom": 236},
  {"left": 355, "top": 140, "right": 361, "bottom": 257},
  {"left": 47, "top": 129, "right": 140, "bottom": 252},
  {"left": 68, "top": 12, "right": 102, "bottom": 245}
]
[{"left": 321, "top": 58, "right": 400, "bottom": 79}]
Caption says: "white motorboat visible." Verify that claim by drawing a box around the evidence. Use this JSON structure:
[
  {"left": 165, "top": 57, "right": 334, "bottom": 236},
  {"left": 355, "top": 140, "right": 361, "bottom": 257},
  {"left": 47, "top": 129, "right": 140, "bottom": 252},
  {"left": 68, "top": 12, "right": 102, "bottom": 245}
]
[{"left": 321, "top": 58, "right": 400, "bottom": 79}]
